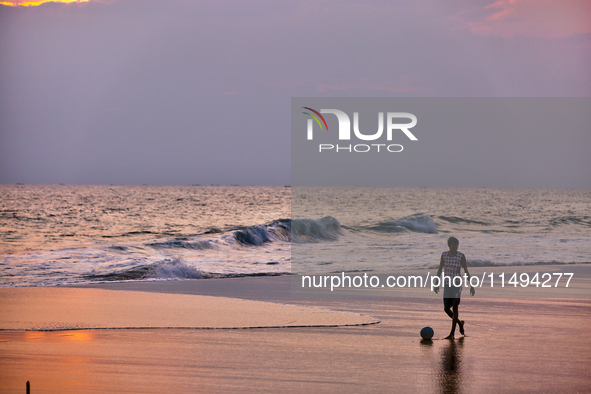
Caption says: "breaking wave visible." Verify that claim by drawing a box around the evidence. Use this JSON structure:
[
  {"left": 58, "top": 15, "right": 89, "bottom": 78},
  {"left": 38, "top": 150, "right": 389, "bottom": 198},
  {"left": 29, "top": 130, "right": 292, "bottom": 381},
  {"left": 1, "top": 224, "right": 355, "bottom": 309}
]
[
  {"left": 365, "top": 214, "right": 438, "bottom": 234},
  {"left": 83, "top": 258, "right": 211, "bottom": 282},
  {"left": 231, "top": 219, "right": 291, "bottom": 246},
  {"left": 141, "top": 218, "right": 345, "bottom": 250},
  {"left": 291, "top": 217, "right": 344, "bottom": 243},
  {"left": 82, "top": 258, "right": 290, "bottom": 282},
  {"left": 228, "top": 217, "right": 343, "bottom": 245}
]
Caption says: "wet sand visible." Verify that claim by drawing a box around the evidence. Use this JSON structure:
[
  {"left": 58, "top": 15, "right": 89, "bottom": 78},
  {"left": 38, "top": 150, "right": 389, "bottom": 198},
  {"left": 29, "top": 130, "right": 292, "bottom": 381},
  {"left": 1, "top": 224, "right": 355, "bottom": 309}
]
[
  {"left": 1, "top": 277, "right": 590, "bottom": 393},
  {"left": 0, "top": 287, "right": 377, "bottom": 330}
]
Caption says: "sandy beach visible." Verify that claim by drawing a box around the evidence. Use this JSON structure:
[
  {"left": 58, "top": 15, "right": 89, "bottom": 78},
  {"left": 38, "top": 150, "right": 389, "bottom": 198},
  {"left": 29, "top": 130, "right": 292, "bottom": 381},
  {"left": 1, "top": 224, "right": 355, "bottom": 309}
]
[{"left": 1, "top": 276, "right": 590, "bottom": 393}]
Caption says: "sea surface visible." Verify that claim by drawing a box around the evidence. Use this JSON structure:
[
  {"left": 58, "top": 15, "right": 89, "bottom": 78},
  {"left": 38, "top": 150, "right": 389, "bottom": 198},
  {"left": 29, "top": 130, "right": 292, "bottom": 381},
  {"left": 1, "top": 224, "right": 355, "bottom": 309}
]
[{"left": 1, "top": 185, "right": 589, "bottom": 287}]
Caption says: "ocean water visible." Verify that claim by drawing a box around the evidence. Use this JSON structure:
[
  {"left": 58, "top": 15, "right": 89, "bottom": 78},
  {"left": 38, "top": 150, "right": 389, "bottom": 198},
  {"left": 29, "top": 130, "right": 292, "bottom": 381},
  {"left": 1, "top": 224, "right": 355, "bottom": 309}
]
[
  {"left": 291, "top": 187, "right": 591, "bottom": 276},
  {"left": 1, "top": 185, "right": 589, "bottom": 287}
]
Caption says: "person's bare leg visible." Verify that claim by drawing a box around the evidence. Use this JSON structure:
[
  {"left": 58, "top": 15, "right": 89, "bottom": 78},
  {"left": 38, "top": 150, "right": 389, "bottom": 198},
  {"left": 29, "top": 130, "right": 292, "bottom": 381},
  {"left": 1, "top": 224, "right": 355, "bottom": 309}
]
[
  {"left": 445, "top": 300, "right": 459, "bottom": 339},
  {"left": 444, "top": 304, "right": 453, "bottom": 319}
]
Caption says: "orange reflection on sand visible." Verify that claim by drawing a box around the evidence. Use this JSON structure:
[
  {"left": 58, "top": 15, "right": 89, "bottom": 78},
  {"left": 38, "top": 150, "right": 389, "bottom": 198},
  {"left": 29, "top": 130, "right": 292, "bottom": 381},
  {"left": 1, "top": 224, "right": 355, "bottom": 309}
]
[
  {"left": 0, "top": 0, "right": 90, "bottom": 6},
  {"left": 24, "top": 330, "right": 94, "bottom": 343}
]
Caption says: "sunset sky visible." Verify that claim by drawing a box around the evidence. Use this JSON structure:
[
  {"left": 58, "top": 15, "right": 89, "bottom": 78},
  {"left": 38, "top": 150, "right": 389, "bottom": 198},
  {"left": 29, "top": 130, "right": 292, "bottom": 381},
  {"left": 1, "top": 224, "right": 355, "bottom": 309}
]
[{"left": 1, "top": 0, "right": 589, "bottom": 187}]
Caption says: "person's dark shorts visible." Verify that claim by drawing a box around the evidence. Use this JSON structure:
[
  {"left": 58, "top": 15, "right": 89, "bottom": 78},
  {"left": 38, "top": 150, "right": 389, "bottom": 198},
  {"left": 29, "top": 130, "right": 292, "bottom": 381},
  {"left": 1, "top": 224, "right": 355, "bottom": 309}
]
[
  {"left": 443, "top": 296, "right": 461, "bottom": 309},
  {"left": 443, "top": 284, "right": 461, "bottom": 308}
]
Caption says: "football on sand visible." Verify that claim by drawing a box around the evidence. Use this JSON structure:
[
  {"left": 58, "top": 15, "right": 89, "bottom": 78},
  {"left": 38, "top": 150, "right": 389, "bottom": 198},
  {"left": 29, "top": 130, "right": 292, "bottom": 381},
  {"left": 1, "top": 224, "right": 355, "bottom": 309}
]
[{"left": 420, "top": 326, "right": 434, "bottom": 340}]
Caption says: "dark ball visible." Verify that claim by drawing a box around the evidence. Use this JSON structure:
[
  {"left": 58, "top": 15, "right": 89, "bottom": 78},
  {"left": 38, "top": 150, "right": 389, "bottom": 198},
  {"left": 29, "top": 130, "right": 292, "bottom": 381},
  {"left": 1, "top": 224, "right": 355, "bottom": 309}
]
[{"left": 420, "top": 326, "right": 434, "bottom": 340}]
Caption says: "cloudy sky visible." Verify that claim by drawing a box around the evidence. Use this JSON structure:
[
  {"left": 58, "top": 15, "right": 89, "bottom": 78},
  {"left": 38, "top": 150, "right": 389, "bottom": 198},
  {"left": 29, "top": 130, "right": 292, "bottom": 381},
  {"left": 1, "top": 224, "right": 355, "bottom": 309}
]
[{"left": 1, "top": 0, "right": 589, "bottom": 187}]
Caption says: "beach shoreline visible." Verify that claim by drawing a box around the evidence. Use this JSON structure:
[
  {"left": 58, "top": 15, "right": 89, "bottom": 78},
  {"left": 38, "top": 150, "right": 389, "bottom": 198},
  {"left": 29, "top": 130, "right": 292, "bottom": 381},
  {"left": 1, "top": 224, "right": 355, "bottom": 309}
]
[{"left": 1, "top": 276, "right": 590, "bottom": 393}]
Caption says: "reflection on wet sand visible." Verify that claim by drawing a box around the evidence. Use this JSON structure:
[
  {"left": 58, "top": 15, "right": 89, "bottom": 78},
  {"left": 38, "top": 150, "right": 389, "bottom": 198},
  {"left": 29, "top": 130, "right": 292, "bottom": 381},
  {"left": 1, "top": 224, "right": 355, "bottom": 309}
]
[
  {"left": 24, "top": 330, "right": 95, "bottom": 343},
  {"left": 438, "top": 337, "right": 464, "bottom": 394}
]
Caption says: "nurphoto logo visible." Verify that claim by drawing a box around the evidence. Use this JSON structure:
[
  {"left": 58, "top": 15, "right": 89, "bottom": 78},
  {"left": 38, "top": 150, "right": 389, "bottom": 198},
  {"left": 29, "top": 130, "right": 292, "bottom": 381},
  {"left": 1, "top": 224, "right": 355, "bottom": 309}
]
[{"left": 302, "top": 107, "right": 418, "bottom": 153}]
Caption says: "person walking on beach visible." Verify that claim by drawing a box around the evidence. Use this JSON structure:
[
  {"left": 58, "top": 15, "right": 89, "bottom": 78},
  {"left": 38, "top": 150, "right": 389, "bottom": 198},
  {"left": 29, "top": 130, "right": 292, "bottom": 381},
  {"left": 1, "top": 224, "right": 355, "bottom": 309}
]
[{"left": 434, "top": 236, "right": 475, "bottom": 339}]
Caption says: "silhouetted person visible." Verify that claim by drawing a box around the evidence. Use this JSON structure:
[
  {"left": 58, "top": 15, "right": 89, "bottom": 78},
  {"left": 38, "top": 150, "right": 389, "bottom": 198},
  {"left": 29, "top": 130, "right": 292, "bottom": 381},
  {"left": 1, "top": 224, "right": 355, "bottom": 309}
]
[{"left": 434, "top": 237, "right": 475, "bottom": 339}]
